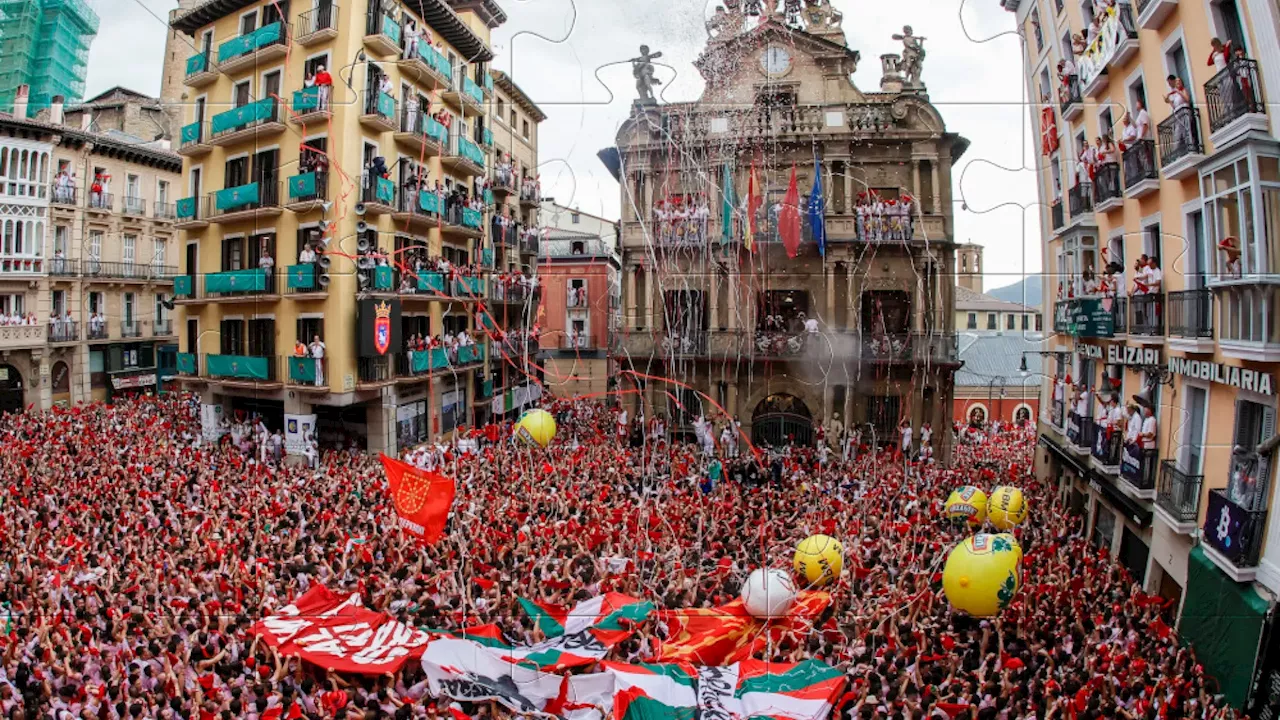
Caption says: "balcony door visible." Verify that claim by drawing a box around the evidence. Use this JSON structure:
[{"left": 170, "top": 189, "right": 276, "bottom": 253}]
[
  {"left": 262, "top": 70, "right": 281, "bottom": 104},
  {"left": 225, "top": 157, "right": 249, "bottom": 188},
  {"left": 861, "top": 290, "right": 911, "bottom": 336},
  {"left": 221, "top": 319, "right": 245, "bottom": 355},
  {"left": 1179, "top": 385, "right": 1208, "bottom": 475},
  {"left": 248, "top": 318, "right": 275, "bottom": 357}
]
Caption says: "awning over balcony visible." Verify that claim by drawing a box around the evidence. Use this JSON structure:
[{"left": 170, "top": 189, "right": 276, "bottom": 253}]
[{"left": 1180, "top": 545, "right": 1269, "bottom": 708}]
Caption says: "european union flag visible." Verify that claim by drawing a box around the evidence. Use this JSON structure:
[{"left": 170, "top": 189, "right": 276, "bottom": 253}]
[{"left": 809, "top": 154, "right": 827, "bottom": 257}]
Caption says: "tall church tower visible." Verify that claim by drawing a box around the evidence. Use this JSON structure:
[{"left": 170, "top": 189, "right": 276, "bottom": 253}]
[
  {"left": 159, "top": 0, "right": 202, "bottom": 139},
  {"left": 957, "top": 242, "right": 984, "bottom": 293}
]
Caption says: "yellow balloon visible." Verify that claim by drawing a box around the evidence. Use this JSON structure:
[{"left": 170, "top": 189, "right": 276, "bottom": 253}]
[
  {"left": 988, "top": 486, "right": 1029, "bottom": 530},
  {"left": 793, "top": 534, "right": 844, "bottom": 587},
  {"left": 942, "top": 533, "right": 1023, "bottom": 617},
  {"left": 945, "top": 486, "right": 989, "bottom": 526},
  {"left": 515, "top": 409, "right": 557, "bottom": 448}
]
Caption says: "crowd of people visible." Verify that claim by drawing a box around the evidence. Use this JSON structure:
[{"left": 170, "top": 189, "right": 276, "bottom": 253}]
[
  {"left": 0, "top": 391, "right": 1237, "bottom": 720},
  {"left": 853, "top": 192, "right": 916, "bottom": 244}
]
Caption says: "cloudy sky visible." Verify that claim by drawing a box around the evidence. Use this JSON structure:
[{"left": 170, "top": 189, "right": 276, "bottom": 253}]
[{"left": 86, "top": 0, "right": 1044, "bottom": 293}]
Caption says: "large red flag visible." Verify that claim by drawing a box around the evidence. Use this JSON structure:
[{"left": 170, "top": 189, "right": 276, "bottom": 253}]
[
  {"left": 650, "top": 591, "right": 830, "bottom": 665},
  {"left": 379, "top": 454, "right": 456, "bottom": 542},
  {"left": 779, "top": 164, "right": 801, "bottom": 258}
]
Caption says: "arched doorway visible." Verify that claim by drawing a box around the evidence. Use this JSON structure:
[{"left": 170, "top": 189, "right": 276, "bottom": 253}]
[
  {"left": 1014, "top": 404, "right": 1032, "bottom": 425},
  {"left": 752, "top": 393, "right": 813, "bottom": 447},
  {"left": 51, "top": 360, "right": 71, "bottom": 407},
  {"left": 0, "top": 364, "right": 23, "bottom": 414},
  {"left": 968, "top": 405, "right": 987, "bottom": 427}
]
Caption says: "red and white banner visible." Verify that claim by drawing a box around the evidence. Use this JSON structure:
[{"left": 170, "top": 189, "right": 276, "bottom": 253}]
[{"left": 251, "top": 585, "right": 431, "bottom": 675}]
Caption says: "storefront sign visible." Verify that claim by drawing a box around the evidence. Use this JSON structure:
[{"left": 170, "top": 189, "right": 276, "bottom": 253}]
[
  {"left": 1167, "top": 357, "right": 1274, "bottom": 395},
  {"left": 1076, "top": 343, "right": 1104, "bottom": 360},
  {"left": 1075, "top": 343, "right": 1161, "bottom": 366},
  {"left": 111, "top": 373, "right": 156, "bottom": 390}
]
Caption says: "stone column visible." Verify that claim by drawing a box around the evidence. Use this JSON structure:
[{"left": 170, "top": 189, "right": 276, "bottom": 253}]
[
  {"left": 844, "top": 265, "right": 855, "bottom": 330},
  {"left": 931, "top": 162, "right": 942, "bottom": 215},
  {"left": 650, "top": 271, "right": 663, "bottom": 329},
  {"left": 912, "top": 160, "right": 922, "bottom": 201},
  {"left": 728, "top": 384, "right": 739, "bottom": 418},
  {"left": 624, "top": 266, "right": 636, "bottom": 328},
  {"left": 709, "top": 272, "right": 720, "bottom": 330},
  {"left": 727, "top": 274, "right": 740, "bottom": 330},
  {"left": 825, "top": 264, "right": 836, "bottom": 323},
  {"left": 823, "top": 384, "right": 834, "bottom": 424}
]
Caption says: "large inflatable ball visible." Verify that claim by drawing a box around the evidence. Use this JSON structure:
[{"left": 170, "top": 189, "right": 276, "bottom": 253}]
[
  {"left": 942, "top": 533, "right": 1023, "bottom": 617},
  {"left": 793, "top": 534, "right": 844, "bottom": 587},
  {"left": 741, "top": 568, "right": 797, "bottom": 619},
  {"left": 945, "top": 486, "right": 989, "bottom": 526},
  {"left": 515, "top": 409, "right": 557, "bottom": 448},
  {"left": 987, "top": 486, "right": 1029, "bottom": 530}
]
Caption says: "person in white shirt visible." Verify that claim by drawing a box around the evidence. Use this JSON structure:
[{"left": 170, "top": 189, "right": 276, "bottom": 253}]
[
  {"left": 1133, "top": 100, "right": 1150, "bottom": 140},
  {"left": 804, "top": 316, "right": 819, "bottom": 334},
  {"left": 299, "top": 245, "right": 317, "bottom": 264},
  {"left": 1143, "top": 257, "right": 1163, "bottom": 293},
  {"left": 309, "top": 335, "right": 326, "bottom": 386},
  {"left": 1140, "top": 406, "right": 1158, "bottom": 451},
  {"left": 1075, "top": 384, "right": 1092, "bottom": 419},
  {"left": 1124, "top": 404, "right": 1142, "bottom": 446},
  {"left": 899, "top": 420, "right": 913, "bottom": 460}
]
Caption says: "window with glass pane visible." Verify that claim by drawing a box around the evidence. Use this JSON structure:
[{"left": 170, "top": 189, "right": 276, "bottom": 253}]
[{"left": 123, "top": 235, "right": 136, "bottom": 265}]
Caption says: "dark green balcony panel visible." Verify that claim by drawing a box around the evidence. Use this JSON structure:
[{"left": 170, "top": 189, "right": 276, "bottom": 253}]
[
  {"left": 206, "top": 354, "right": 270, "bottom": 380},
  {"left": 205, "top": 268, "right": 268, "bottom": 293}
]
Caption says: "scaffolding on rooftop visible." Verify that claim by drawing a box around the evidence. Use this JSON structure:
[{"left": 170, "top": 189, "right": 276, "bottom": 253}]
[{"left": 0, "top": 0, "right": 98, "bottom": 113}]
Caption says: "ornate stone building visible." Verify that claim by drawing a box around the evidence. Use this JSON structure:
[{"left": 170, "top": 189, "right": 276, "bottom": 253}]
[{"left": 603, "top": 4, "right": 967, "bottom": 455}]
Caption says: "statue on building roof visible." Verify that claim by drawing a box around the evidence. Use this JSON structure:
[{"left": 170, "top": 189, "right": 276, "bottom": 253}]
[
  {"left": 803, "top": 0, "right": 842, "bottom": 30},
  {"left": 630, "top": 45, "right": 663, "bottom": 104},
  {"left": 892, "top": 25, "right": 927, "bottom": 87}
]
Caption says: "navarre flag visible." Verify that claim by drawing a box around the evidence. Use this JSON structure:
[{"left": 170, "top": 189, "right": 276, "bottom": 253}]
[
  {"left": 651, "top": 592, "right": 830, "bottom": 666},
  {"left": 721, "top": 163, "right": 736, "bottom": 247},
  {"left": 808, "top": 154, "right": 826, "bottom": 257},
  {"left": 743, "top": 161, "right": 762, "bottom": 253},
  {"left": 379, "top": 454, "right": 456, "bottom": 542},
  {"left": 779, "top": 165, "right": 802, "bottom": 259}
]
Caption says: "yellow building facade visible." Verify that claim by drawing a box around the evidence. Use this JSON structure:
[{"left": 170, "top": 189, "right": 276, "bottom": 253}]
[
  {"left": 167, "top": 0, "right": 510, "bottom": 454},
  {"left": 1006, "top": 0, "right": 1280, "bottom": 705}
]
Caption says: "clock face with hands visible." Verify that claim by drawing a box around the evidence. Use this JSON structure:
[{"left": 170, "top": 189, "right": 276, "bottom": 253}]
[{"left": 761, "top": 45, "right": 792, "bottom": 77}]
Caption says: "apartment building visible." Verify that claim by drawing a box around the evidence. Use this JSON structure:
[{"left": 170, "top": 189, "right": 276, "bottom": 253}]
[
  {"left": 537, "top": 227, "right": 619, "bottom": 400},
  {"left": 0, "top": 92, "right": 182, "bottom": 411},
  {"left": 484, "top": 68, "right": 543, "bottom": 422},
  {"left": 1003, "top": 0, "right": 1280, "bottom": 706},
  {"left": 166, "top": 0, "right": 506, "bottom": 455}
]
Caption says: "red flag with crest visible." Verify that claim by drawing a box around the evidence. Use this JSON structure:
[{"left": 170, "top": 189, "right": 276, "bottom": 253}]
[{"left": 379, "top": 454, "right": 456, "bottom": 542}]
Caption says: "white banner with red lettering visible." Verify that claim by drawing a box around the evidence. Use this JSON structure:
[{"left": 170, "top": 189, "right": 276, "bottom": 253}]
[{"left": 250, "top": 585, "right": 431, "bottom": 674}]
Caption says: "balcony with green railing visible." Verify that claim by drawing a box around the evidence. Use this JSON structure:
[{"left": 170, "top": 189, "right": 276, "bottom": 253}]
[
  {"left": 174, "top": 275, "right": 194, "bottom": 298},
  {"left": 401, "top": 40, "right": 453, "bottom": 87},
  {"left": 217, "top": 21, "right": 288, "bottom": 72},
  {"left": 482, "top": 126, "right": 494, "bottom": 149},
  {"left": 462, "top": 76, "right": 484, "bottom": 105},
  {"left": 291, "top": 85, "right": 329, "bottom": 123},
  {"left": 183, "top": 51, "right": 216, "bottom": 87},
  {"left": 205, "top": 353, "right": 278, "bottom": 382},
  {"left": 287, "top": 356, "right": 327, "bottom": 388},
  {"left": 452, "top": 275, "right": 486, "bottom": 298},
  {"left": 174, "top": 196, "right": 208, "bottom": 229},
  {"left": 483, "top": 72, "right": 494, "bottom": 95},
  {"left": 416, "top": 272, "right": 446, "bottom": 294},
  {"left": 178, "top": 120, "right": 210, "bottom": 156},
  {"left": 203, "top": 268, "right": 278, "bottom": 300},
  {"left": 210, "top": 98, "right": 282, "bottom": 144},
  {"left": 209, "top": 180, "right": 282, "bottom": 221},
  {"left": 442, "top": 135, "right": 485, "bottom": 177}
]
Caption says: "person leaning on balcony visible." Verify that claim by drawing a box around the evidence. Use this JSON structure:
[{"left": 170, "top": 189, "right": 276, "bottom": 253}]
[
  {"left": 1140, "top": 404, "right": 1157, "bottom": 452},
  {"left": 1124, "top": 402, "right": 1141, "bottom": 447},
  {"left": 1142, "top": 256, "right": 1163, "bottom": 293},
  {"left": 1208, "top": 37, "right": 1232, "bottom": 72},
  {"left": 1099, "top": 134, "right": 1119, "bottom": 165},
  {"left": 294, "top": 339, "right": 308, "bottom": 357},
  {"left": 310, "top": 336, "right": 326, "bottom": 386},
  {"left": 1081, "top": 266, "right": 1099, "bottom": 295}
]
